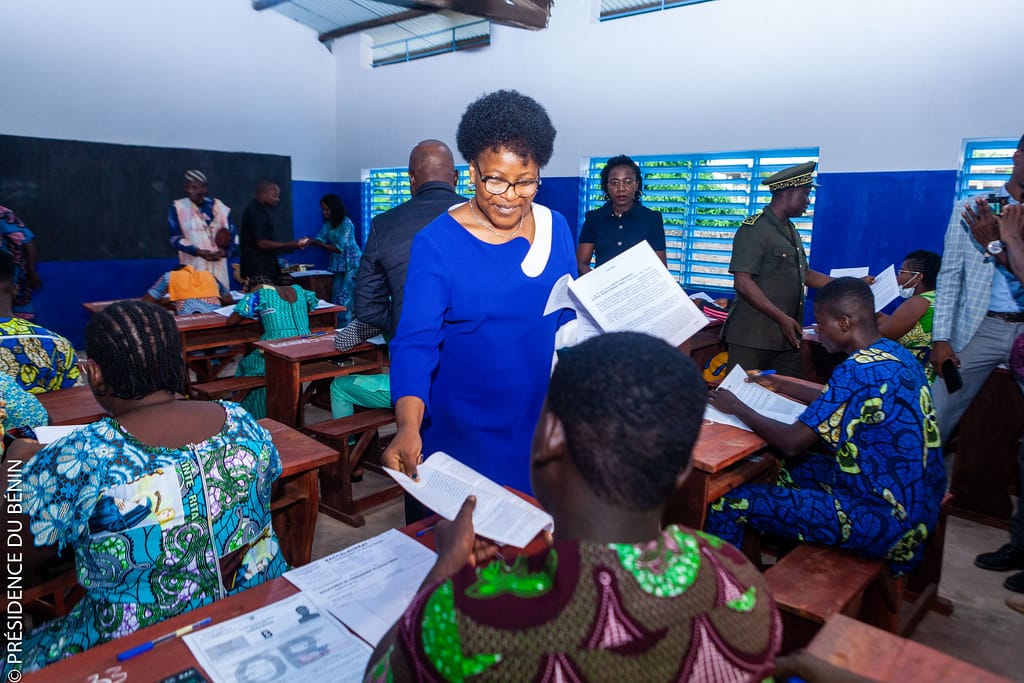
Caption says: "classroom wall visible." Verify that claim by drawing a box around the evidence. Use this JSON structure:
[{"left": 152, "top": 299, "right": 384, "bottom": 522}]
[
  {"left": 1, "top": 0, "right": 345, "bottom": 342},
  {"left": 328, "top": 0, "right": 1021, "bottom": 295}
]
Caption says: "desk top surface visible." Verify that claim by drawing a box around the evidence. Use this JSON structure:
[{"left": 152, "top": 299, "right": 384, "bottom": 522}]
[
  {"left": 806, "top": 614, "right": 1012, "bottom": 683},
  {"left": 259, "top": 417, "right": 339, "bottom": 474},
  {"left": 36, "top": 385, "right": 108, "bottom": 426},
  {"left": 690, "top": 420, "right": 767, "bottom": 474},
  {"left": 256, "top": 336, "right": 380, "bottom": 362}
]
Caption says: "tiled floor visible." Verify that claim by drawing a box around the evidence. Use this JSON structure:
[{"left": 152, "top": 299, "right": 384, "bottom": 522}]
[{"left": 310, "top": 491, "right": 1024, "bottom": 680}]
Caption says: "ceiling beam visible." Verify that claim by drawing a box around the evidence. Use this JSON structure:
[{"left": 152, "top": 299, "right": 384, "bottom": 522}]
[
  {"left": 318, "top": 8, "right": 439, "bottom": 41},
  {"left": 252, "top": 0, "right": 291, "bottom": 10},
  {"left": 372, "top": 0, "right": 551, "bottom": 29}
]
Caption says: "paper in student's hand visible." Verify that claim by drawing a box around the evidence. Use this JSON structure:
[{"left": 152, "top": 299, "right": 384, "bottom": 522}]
[
  {"left": 829, "top": 266, "right": 870, "bottom": 278},
  {"left": 385, "top": 453, "right": 553, "bottom": 548},
  {"left": 869, "top": 264, "right": 900, "bottom": 312}
]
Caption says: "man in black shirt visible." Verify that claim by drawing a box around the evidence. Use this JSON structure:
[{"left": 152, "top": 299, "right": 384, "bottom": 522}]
[{"left": 239, "top": 181, "right": 308, "bottom": 281}]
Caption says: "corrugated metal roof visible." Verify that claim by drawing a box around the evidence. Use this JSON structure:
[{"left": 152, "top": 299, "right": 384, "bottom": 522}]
[{"left": 263, "top": 0, "right": 469, "bottom": 42}]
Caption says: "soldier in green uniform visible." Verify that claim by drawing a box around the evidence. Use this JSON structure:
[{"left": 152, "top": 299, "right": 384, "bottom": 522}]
[{"left": 722, "top": 161, "right": 832, "bottom": 377}]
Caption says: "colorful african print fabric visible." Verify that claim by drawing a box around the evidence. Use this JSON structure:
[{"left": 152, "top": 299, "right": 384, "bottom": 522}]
[
  {"left": 11, "top": 401, "right": 287, "bottom": 674},
  {"left": 316, "top": 217, "right": 361, "bottom": 325},
  {"left": 897, "top": 290, "right": 936, "bottom": 370},
  {"left": 705, "top": 337, "right": 946, "bottom": 575},
  {"left": 0, "top": 316, "right": 80, "bottom": 393},
  {"left": 0, "top": 205, "right": 37, "bottom": 318},
  {"left": 233, "top": 284, "right": 319, "bottom": 418},
  {"left": 0, "top": 373, "right": 47, "bottom": 432},
  {"left": 366, "top": 525, "right": 781, "bottom": 682}
]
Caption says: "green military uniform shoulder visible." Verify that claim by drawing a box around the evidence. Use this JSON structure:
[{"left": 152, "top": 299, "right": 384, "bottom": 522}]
[{"left": 742, "top": 211, "right": 763, "bottom": 226}]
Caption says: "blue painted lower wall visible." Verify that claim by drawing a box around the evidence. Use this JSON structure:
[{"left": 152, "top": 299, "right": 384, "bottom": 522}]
[{"left": 28, "top": 171, "right": 962, "bottom": 348}]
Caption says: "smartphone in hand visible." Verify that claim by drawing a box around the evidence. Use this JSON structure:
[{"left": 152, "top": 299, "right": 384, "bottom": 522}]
[{"left": 942, "top": 359, "right": 963, "bottom": 394}]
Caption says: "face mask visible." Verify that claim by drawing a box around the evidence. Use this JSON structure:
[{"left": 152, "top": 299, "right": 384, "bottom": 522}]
[{"left": 898, "top": 272, "right": 921, "bottom": 298}]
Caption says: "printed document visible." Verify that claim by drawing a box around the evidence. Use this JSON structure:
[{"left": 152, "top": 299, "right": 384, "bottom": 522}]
[
  {"left": 544, "top": 242, "right": 708, "bottom": 347},
  {"left": 869, "top": 264, "right": 900, "bottom": 312},
  {"left": 183, "top": 592, "right": 371, "bottom": 683},
  {"left": 284, "top": 529, "right": 436, "bottom": 646},
  {"left": 704, "top": 364, "right": 806, "bottom": 431},
  {"left": 386, "top": 453, "right": 554, "bottom": 547},
  {"left": 828, "top": 266, "right": 870, "bottom": 278}
]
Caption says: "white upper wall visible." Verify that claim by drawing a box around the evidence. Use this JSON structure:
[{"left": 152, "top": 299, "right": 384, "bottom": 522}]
[
  {"left": 1, "top": 0, "right": 337, "bottom": 180},
  {"left": 331, "top": 0, "right": 1024, "bottom": 179}
]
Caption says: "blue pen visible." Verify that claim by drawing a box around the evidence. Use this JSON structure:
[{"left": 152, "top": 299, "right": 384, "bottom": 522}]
[
  {"left": 757, "top": 369, "right": 777, "bottom": 376},
  {"left": 415, "top": 524, "right": 436, "bottom": 538},
  {"left": 306, "top": 331, "right": 329, "bottom": 338},
  {"left": 117, "top": 617, "right": 212, "bottom": 661}
]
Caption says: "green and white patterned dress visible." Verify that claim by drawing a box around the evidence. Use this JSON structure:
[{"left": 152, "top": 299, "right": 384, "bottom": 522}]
[
  {"left": 11, "top": 401, "right": 287, "bottom": 674},
  {"left": 233, "top": 284, "right": 320, "bottom": 418}
]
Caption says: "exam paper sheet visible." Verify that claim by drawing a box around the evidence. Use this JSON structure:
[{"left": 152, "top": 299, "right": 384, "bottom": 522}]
[
  {"left": 829, "top": 266, "right": 870, "bottom": 278},
  {"left": 386, "top": 453, "right": 554, "bottom": 547},
  {"left": 182, "top": 592, "right": 371, "bottom": 683},
  {"left": 33, "top": 425, "right": 89, "bottom": 444},
  {"left": 869, "top": 264, "right": 900, "bottom": 312},
  {"left": 704, "top": 364, "right": 807, "bottom": 431},
  {"left": 284, "top": 529, "right": 436, "bottom": 646}
]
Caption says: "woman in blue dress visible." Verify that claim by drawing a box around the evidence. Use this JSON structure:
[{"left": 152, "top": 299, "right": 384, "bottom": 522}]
[
  {"left": 386, "top": 90, "right": 576, "bottom": 496},
  {"left": 310, "top": 193, "right": 361, "bottom": 324}
]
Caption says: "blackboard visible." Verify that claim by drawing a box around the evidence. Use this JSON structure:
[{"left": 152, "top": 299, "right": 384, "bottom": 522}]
[{"left": 0, "top": 135, "right": 293, "bottom": 261}]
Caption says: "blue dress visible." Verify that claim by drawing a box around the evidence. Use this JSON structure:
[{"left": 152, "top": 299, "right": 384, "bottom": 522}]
[
  {"left": 705, "top": 338, "right": 946, "bottom": 575},
  {"left": 389, "top": 204, "right": 576, "bottom": 493}
]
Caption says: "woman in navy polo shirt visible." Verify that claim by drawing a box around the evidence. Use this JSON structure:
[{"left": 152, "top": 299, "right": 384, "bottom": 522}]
[{"left": 576, "top": 154, "right": 667, "bottom": 275}]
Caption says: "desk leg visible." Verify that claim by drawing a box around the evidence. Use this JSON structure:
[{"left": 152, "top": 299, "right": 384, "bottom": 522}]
[
  {"left": 264, "top": 354, "right": 302, "bottom": 427},
  {"left": 318, "top": 442, "right": 366, "bottom": 528},
  {"left": 663, "top": 471, "right": 712, "bottom": 530},
  {"left": 271, "top": 470, "right": 319, "bottom": 567}
]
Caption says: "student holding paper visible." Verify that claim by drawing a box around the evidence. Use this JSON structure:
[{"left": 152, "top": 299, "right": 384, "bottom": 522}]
[
  {"left": 877, "top": 250, "right": 941, "bottom": 368},
  {"left": 367, "top": 333, "right": 780, "bottom": 682},
  {"left": 386, "top": 90, "right": 576, "bottom": 497},
  {"left": 706, "top": 278, "right": 946, "bottom": 575}
]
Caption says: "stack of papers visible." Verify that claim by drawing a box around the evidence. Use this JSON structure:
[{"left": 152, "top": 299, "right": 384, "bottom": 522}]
[
  {"left": 386, "top": 453, "right": 553, "bottom": 548},
  {"left": 284, "top": 529, "right": 436, "bottom": 646},
  {"left": 704, "top": 364, "right": 806, "bottom": 431},
  {"left": 183, "top": 592, "right": 371, "bottom": 683}
]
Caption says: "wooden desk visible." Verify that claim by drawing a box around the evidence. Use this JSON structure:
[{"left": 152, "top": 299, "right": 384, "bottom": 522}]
[
  {"left": 36, "top": 386, "right": 108, "bottom": 425},
  {"left": 22, "top": 578, "right": 302, "bottom": 683},
  {"left": 663, "top": 421, "right": 776, "bottom": 530},
  {"left": 257, "top": 337, "right": 385, "bottom": 428},
  {"left": 290, "top": 270, "right": 334, "bottom": 302},
  {"left": 805, "top": 614, "right": 1012, "bottom": 682},
  {"left": 260, "top": 418, "right": 340, "bottom": 567},
  {"left": 949, "top": 368, "right": 1024, "bottom": 527}
]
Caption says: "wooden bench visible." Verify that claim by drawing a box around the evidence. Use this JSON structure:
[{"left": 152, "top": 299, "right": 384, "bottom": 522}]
[
  {"left": 766, "top": 493, "right": 955, "bottom": 650},
  {"left": 189, "top": 374, "right": 266, "bottom": 402},
  {"left": 305, "top": 408, "right": 403, "bottom": 527}
]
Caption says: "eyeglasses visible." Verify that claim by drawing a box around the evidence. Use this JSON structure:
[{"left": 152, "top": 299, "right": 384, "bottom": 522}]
[
  {"left": 477, "top": 174, "right": 542, "bottom": 198},
  {"left": 898, "top": 269, "right": 923, "bottom": 276},
  {"left": 607, "top": 179, "right": 637, "bottom": 189}
]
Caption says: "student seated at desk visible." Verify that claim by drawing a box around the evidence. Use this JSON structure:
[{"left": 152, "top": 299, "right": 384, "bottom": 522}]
[
  {"left": 705, "top": 278, "right": 946, "bottom": 575},
  {"left": 877, "top": 250, "right": 941, "bottom": 370},
  {"left": 3, "top": 301, "right": 286, "bottom": 675},
  {"left": 0, "top": 251, "right": 80, "bottom": 393},
  {"left": 142, "top": 263, "right": 234, "bottom": 315},
  {"left": 367, "top": 333, "right": 781, "bottom": 682},
  {"left": 229, "top": 274, "right": 320, "bottom": 418}
]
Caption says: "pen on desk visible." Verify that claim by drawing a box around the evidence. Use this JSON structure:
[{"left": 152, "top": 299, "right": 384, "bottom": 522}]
[
  {"left": 117, "top": 617, "right": 212, "bottom": 661},
  {"left": 415, "top": 524, "right": 436, "bottom": 537},
  {"left": 305, "top": 331, "right": 330, "bottom": 338},
  {"left": 757, "top": 369, "right": 777, "bottom": 377}
]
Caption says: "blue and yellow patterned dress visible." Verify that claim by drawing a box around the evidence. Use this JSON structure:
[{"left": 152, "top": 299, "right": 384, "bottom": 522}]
[
  {"left": 12, "top": 401, "right": 287, "bottom": 673},
  {"left": 0, "top": 316, "right": 80, "bottom": 393},
  {"left": 316, "top": 216, "right": 362, "bottom": 324},
  {"left": 705, "top": 337, "right": 946, "bottom": 575}
]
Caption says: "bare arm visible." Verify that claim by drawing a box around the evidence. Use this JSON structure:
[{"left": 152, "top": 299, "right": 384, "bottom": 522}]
[
  {"left": 382, "top": 396, "right": 425, "bottom": 480},
  {"left": 310, "top": 238, "right": 341, "bottom": 253},
  {"left": 878, "top": 295, "right": 931, "bottom": 341},
  {"left": 706, "top": 388, "right": 820, "bottom": 456},
  {"left": 804, "top": 269, "right": 832, "bottom": 290},
  {"left": 256, "top": 237, "right": 309, "bottom": 251},
  {"left": 576, "top": 243, "right": 595, "bottom": 276},
  {"left": 733, "top": 271, "right": 802, "bottom": 348}
]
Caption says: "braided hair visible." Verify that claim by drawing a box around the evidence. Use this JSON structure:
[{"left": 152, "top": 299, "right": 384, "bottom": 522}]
[
  {"left": 546, "top": 332, "right": 705, "bottom": 510},
  {"left": 84, "top": 300, "right": 187, "bottom": 400}
]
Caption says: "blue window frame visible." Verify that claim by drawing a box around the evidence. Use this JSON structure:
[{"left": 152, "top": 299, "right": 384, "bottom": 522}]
[
  {"left": 958, "top": 138, "right": 1017, "bottom": 200},
  {"left": 600, "top": 0, "right": 715, "bottom": 22},
  {"left": 362, "top": 165, "right": 474, "bottom": 241},
  {"left": 580, "top": 148, "right": 819, "bottom": 291}
]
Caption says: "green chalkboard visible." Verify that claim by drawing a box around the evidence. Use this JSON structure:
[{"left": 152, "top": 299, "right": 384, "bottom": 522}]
[{"left": 0, "top": 135, "right": 293, "bottom": 261}]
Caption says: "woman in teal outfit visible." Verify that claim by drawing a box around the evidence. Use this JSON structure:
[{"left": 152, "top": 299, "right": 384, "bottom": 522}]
[
  {"left": 228, "top": 275, "right": 320, "bottom": 418},
  {"left": 4, "top": 301, "right": 285, "bottom": 675},
  {"left": 310, "top": 193, "right": 361, "bottom": 324}
]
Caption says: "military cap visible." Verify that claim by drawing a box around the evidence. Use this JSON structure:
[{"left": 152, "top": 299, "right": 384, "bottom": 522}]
[{"left": 762, "top": 161, "right": 817, "bottom": 192}]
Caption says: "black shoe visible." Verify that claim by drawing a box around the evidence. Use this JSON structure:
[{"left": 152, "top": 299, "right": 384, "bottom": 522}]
[
  {"left": 975, "top": 544, "right": 1024, "bottom": 571},
  {"left": 1005, "top": 570, "right": 1024, "bottom": 594}
]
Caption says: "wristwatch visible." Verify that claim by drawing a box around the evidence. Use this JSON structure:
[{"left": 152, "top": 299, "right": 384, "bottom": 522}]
[{"left": 986, "top": 240, "right": 1005, "bottom": 256}]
